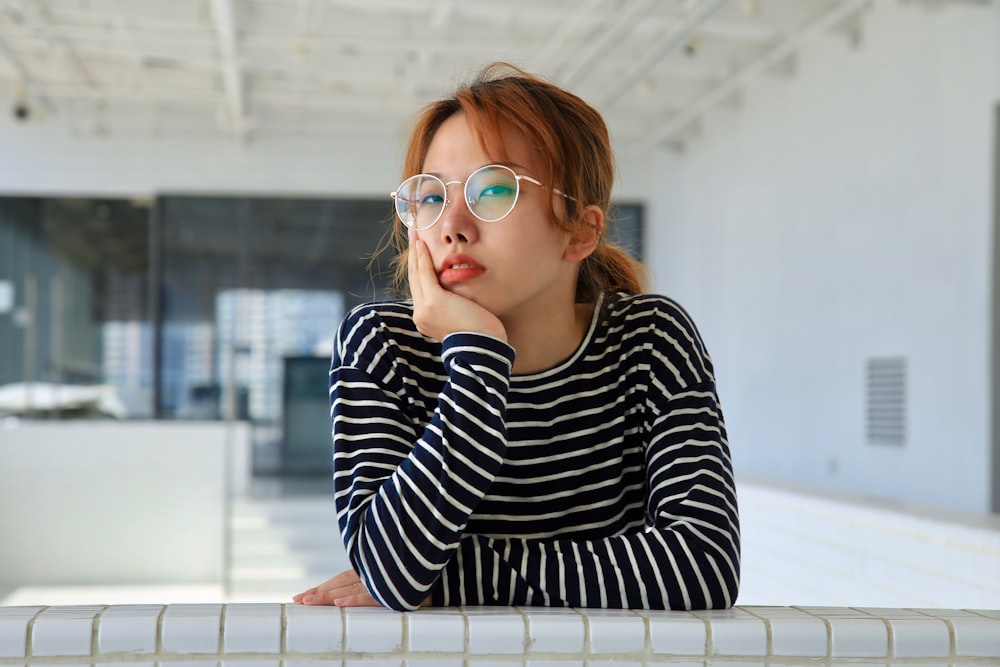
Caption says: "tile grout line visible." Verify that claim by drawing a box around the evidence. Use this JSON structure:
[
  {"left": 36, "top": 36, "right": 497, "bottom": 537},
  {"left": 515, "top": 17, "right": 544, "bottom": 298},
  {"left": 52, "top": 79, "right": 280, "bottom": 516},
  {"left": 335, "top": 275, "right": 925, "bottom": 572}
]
[
  {"left": 218, "top": 603, "right": 227, "bottom": 655},
  {"left": 155, "top": 603, "right": 167, "bottom": 656},
  {"left": 792, "top": 605, "right": 833, "bottom": 660},
  {"left": 941, "top": 616, "right": 958, "bottom": 661},
  {"left": 90, "top": 604, "right": 109, "bottom": 657},
  {"left": 279, "top": 602, "right": 288, "bottom": 656},
  {"left": 23, "top": 605, "right": 47, "bottom": 659},
  {"left": 740, "top": 606, "right": 774, "bottom": 658}
]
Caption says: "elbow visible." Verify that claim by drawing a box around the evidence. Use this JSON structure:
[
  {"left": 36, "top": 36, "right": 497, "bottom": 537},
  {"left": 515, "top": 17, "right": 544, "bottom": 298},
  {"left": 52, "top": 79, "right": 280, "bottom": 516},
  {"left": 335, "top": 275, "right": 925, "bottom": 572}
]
[
  {"left": 365, "top": 579, "right": 432, "bottom": 612},
  {"left": 379, "top": 593, "right": 425, "bottom": 612}
]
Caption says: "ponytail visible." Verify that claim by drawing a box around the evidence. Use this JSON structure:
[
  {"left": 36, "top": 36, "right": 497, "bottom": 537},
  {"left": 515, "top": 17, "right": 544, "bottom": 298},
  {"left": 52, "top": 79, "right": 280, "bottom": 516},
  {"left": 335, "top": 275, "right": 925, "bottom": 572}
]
[{"left": 578, "top": 239, "right": 648, "bottom": 302}]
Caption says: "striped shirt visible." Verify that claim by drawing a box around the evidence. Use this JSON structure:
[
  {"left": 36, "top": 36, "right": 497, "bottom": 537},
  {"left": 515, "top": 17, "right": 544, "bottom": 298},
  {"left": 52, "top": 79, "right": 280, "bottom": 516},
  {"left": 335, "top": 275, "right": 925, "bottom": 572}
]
[{"left": 330, "top": 292, "right": 740, "bottom": 611}]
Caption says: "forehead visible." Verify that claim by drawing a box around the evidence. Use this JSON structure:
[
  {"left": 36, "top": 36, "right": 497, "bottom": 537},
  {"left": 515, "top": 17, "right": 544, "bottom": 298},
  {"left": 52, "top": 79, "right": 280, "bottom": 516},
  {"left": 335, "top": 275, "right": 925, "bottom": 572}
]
[{"left": 422, "top": 112, "right": 536, "bottom": 173}]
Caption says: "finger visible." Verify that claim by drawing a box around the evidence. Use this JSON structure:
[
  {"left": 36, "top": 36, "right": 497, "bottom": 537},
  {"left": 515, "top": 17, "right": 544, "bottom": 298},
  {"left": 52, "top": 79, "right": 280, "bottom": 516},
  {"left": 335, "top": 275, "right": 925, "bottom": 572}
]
[
  {"left": 317, "top": 569, "right": 360, "bottom": 589},
  {"left": 293, "top": 569, "right": 362, "bottom": 604},
  {"left": 292, "top": 586, "right": 319, "bottom": 603},
  {"left": 412, "top": 238, "right": 440, "bottom": 297},
  {"left": 301, "top": 580, "right": 370, "bottom": 606},
  {"left": 333, "top": 591, "right": 382, "bottom": 607},
  {"left": 407, "top": 230, "right": 422, "bottom": 301}
]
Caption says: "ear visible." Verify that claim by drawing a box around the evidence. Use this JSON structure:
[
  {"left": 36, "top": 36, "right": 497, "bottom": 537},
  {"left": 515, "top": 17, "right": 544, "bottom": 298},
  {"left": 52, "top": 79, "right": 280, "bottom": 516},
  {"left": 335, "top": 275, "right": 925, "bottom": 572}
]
[{"left": 563, "top": 205, "right": 604, "bottom": 262}]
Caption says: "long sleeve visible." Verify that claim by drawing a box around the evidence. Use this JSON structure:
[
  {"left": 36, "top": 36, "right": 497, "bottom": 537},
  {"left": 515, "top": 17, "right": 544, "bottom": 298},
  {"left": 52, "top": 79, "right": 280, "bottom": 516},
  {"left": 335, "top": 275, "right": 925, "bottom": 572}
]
[
  {"left": 431, "top": 381, "right": 739, "bottom": 609},
  {"left": 329, "top": 295, "right": 740, "bottom": 611},
  {"left": 330, "top": 304, "right": 516, "bottom": 610},
  {"left": 428, "top": 294, "right": 740, "bottom": 609}
]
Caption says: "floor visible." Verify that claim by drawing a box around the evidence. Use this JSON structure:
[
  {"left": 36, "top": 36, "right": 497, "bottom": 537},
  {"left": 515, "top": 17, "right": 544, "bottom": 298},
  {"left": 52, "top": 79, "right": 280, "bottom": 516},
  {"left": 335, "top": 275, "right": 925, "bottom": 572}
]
[
  {"left": 3, "top": 476, "right": 999, "bottom": 608},
  {"left": 0, "top": 475, "right": 350, "bottom": 606}
]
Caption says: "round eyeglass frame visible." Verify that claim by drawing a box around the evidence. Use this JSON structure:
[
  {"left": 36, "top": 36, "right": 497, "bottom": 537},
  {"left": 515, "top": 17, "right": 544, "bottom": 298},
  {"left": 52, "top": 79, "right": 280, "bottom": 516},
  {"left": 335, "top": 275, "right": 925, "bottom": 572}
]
[{"left": 390, "top": 163, "right": 574, "bottom": 231}]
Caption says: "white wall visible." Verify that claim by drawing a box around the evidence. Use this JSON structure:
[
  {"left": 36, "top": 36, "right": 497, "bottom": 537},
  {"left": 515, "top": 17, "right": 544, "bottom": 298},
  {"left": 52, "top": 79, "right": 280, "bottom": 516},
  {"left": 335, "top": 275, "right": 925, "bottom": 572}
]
[
  {"left": 0, "top": 98, "right": 651, "bottom": 202},
  {"left": 0, "top": 1, "right": 993, "bottom": 515},
  {"left": 648, "top": 1, "right": 1000, "bottom": 512},
  {"left": 0, "top": 114, "right": 401, "bottom": 199},
  {"left": 0, "top": 420, "right": 250, "bottom": 588}
]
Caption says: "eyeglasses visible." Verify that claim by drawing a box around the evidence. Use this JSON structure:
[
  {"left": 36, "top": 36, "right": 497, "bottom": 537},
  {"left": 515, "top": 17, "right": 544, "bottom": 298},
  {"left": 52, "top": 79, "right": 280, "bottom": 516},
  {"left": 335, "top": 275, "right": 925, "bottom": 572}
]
[{"left": 390, "top": 163, "right": 574, "bottom": 231}]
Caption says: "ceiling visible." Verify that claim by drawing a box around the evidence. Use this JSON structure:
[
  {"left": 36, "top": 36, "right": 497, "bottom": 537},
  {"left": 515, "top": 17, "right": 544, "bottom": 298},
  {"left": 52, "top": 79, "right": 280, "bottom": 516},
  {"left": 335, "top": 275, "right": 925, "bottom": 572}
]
[{"left": 0, "top": 0, "right": 969, "bottom": 148}]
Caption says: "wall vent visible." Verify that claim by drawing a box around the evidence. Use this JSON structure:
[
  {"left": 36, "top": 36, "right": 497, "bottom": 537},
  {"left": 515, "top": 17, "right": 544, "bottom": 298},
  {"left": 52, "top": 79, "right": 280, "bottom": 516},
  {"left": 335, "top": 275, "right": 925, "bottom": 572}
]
[{"left": 866, "top": 357, "right": 906, "bottom": 446}]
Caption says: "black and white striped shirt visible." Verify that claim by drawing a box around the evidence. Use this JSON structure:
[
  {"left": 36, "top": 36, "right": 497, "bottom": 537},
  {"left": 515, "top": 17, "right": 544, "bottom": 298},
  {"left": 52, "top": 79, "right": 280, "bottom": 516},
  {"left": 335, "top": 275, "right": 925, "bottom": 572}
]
[{"left": 330, "top": 292, "right": 740, "bottom": 611}]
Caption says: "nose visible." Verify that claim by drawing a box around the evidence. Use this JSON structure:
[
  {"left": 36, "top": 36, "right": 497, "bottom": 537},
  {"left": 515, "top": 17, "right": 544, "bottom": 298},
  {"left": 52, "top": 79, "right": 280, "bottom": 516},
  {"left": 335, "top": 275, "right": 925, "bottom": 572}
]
[{"left": 437, "top": 182, "right": 478, "bottom": 245}]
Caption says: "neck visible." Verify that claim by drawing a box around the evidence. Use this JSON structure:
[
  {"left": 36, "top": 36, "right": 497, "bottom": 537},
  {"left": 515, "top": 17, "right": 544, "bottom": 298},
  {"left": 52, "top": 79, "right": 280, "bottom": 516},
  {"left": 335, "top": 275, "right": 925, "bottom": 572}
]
[{"left": 504, "top": 300, "right": 595, "bottom": 375}]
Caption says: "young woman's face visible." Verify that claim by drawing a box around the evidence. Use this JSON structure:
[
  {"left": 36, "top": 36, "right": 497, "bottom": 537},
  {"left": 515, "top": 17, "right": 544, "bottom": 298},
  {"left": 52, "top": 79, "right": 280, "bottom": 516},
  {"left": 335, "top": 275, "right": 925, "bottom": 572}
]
[{"left": 414, "top": 112, "right": 579, "bottom": 323}]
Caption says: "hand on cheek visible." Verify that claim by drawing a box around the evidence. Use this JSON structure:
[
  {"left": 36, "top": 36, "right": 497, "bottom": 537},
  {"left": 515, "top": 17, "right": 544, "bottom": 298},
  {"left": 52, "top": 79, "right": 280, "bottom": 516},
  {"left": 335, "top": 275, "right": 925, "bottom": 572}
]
[{"left": 408, "top": 230, "right": 507, "bottom": 343}]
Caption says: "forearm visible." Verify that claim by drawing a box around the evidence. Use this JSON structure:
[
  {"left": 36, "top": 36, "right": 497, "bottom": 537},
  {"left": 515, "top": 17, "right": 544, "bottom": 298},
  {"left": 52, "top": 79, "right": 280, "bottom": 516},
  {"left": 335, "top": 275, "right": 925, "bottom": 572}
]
[
  {"left": 335, "top": 332, "right": 515, "bottom": 610},
  {"left": 430, "top": 511, "right": 739, "bottom": 610}
]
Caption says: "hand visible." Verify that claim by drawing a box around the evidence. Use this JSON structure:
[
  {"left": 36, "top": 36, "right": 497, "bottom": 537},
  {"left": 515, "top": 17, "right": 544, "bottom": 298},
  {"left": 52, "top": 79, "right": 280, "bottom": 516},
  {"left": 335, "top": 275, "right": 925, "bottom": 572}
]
[
  {"left": 408, "top": 230, "right": 507, "bottom": 343},
  {"left": 292, "top": 569, "right": 380, "bottom": 607}
]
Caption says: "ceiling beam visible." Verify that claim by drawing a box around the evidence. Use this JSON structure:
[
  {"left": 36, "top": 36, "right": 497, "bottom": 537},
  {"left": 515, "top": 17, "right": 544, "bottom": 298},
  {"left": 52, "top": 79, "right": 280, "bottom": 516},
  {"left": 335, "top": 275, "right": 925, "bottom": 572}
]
[
  {"left": 649, "top": 0, "right": 872, "bottom": 145},
  {"left": 32, "top": 0, "right": 98, "bottom": 88},
  {"left": 208, "top": 0, "right": 250, "bottom": 138},
  {"left": 533, "top": 0, "right": 604, "bottom": 70},
  {"left": 0, "top": 33, "right": 57, "bottom": 113},
  {"left": 601, "top": 0, "right": 730, "bottom": 109},
  {"left": 558, "top": 0, "right": 659, "bottom": 89}
]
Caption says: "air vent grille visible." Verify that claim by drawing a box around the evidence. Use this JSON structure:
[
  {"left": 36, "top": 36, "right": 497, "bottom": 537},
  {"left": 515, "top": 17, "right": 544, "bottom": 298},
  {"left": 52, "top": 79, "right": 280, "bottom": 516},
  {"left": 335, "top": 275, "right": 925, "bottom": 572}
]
[{"left": 866, "top": 357, "right": 906, "bottom": 446}]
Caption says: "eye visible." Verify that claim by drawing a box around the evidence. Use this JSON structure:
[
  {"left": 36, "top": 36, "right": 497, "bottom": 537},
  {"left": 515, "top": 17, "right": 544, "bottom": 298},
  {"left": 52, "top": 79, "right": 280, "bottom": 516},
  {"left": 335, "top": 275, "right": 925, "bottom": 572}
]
[
  {"left": 477, "top": 184, "right": 515, "bottom": 199},
  {"left": 419, "top": 192, "right": 444, "bottom": 206}
]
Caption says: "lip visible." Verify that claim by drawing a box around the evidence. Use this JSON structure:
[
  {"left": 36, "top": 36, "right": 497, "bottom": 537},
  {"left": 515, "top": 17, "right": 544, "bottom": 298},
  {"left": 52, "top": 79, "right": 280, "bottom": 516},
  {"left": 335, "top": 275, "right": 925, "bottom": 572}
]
[{"left": 438, "top": 253, "right": 486, "bottom": 285}]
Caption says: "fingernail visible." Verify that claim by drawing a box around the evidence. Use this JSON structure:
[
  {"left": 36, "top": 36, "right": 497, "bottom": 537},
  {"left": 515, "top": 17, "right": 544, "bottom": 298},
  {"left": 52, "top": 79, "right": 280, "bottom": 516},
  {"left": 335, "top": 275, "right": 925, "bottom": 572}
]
[{"left": 303, "top": 595, "right": 315, "bottom": 604}]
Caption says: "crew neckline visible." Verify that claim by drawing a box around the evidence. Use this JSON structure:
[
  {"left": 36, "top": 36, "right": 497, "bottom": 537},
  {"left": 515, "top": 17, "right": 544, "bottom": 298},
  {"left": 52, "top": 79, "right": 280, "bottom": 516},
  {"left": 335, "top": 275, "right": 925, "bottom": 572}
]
[{"left": 510, "top": 292, "right": 605, "bottom": 381}]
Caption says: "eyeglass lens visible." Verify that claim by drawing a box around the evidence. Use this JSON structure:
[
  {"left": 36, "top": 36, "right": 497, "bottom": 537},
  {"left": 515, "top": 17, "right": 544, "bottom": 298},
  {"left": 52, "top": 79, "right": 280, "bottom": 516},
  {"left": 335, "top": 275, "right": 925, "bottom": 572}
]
[{"left": 395, "top": 165, "right": 519, "bottom": 230}]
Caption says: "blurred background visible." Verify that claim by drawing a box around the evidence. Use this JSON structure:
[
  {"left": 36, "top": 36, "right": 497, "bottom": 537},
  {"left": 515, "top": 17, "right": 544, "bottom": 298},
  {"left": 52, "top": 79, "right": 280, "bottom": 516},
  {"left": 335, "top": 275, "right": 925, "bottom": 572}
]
[{"left": 0, "top": 0, "right": 998, "bottom": 608}]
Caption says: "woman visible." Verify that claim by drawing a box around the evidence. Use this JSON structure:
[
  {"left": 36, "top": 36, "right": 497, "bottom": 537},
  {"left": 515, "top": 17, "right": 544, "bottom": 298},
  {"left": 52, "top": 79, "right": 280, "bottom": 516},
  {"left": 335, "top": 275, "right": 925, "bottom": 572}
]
[{"left": 294, "top": 62, "right": 739, "bottom": 611}]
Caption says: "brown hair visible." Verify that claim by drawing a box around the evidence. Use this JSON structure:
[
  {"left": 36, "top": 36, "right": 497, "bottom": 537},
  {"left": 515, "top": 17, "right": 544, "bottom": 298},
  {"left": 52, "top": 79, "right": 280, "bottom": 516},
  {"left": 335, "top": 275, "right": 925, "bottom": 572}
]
[{"left": 387, "top": 62, "right": 647, "bottom": 302}]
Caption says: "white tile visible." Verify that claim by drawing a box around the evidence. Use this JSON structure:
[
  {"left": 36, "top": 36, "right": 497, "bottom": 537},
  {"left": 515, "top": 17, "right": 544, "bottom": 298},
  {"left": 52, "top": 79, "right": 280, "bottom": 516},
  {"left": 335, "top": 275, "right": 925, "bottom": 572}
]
[
  {"left": 641, "top": 611, "right": 706, "bottom": 656},
  {"left": 854, "top": 607, "right": 926, "bottom": 618},
  {"left": 161, "top": 604, "right": 224, "bottom": 654},
  {"left": 589, "top": 662, "right": 644, "bottom": 667},
  {"left": 887, "top": 618, "right": 950, "bottom": 658},
  {"left": 222, "top": 603, "right": 281, "bottom": 654},
  {"left": 405, "top": 659, "right": 463, "bottom": 666},
  {"left": 695, "top": 609, "right": 766, "bottom": 657},
  {"left": 527, "top": 661, "right": 586, "bottom": 667},
  {"left": 767, "top": 615, "right": 828, "bottom": 657},
  {"left": 31, "top": 605, "right": 104, "bottom": 657},
  {"left": 743, "top": 606, "right": 811, "bottom": 618},
  {"left": 343, "top": 607, "right": 403, "bottom": 654},
  {"left": 284, "top": 605, "right": 343, "bottom": 654},
  {"left": 793, "top": 607, "right": 867, "bottom": 618},
  {"left": 523, "top": 608, "right": 584, "bottom": 654},
  {"left": 952, "top": 616, "right": 1000, "bottom": 658},
  {"left": 406, "top": 608, "right": 465, "bottom": 653},
  {"left": 0, "top": 606, "right": 43, "bottom": 658},
  {"left": 910, "top": 608, "right": 981, "bottom": 619},
  {"left": 584, "top": 609, "right": 645, "bottom": 654},
  {"left": 827, "top": 617, "right": 888, "bottom": 658},
  {"left": 95, "top": 661, "right": 156, "bottom": 667},
  {"left": 161, "top": 661, "right": 219, "bottom": 667},
  {"left": 344, "top": 661, "right": 402, "bottom": 667},
  {"left": 96, "top": 605, "right": 163, "bottom": 654},
  {"left": 464, "top": 607, "right": 526, "bottom": 655},
  {"left": 221, "top": 661, "right": 280, "bottom": 667}
]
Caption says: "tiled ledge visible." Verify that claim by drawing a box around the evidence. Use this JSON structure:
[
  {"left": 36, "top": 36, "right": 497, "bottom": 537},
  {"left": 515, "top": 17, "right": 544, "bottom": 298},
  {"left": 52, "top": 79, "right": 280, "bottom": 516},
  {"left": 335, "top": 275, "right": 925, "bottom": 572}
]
[{"left": 0, "top": 604, "right": 998, "bottom": 665}]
